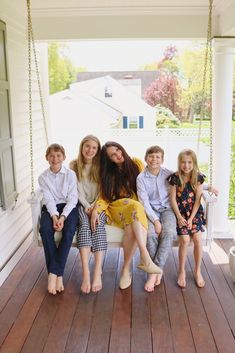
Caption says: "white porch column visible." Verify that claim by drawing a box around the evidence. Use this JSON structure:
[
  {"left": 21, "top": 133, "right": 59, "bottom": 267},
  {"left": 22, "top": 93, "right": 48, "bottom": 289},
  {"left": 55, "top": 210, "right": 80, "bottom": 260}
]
[{"left": 212, "top": 38, "right": 235, "bottom": 238}]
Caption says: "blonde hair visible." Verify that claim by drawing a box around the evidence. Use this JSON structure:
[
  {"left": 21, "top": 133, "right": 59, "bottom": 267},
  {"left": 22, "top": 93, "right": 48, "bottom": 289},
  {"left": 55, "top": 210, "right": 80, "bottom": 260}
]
[
  {"left": 177, "top": 149, "right": 199, "bottom": 191},
  {"left": 70, "top": 135, "right": 101, "bottom": 183}
]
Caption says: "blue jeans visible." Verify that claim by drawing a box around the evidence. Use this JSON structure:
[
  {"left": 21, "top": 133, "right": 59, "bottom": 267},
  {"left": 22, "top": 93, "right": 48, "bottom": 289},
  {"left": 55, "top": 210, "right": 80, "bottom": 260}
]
[
  {"left": 147, "top": 207, "right": 176, "bottom": 269},
  {"left": 39, "top": 203, "right": 79, "bottom": 276}
]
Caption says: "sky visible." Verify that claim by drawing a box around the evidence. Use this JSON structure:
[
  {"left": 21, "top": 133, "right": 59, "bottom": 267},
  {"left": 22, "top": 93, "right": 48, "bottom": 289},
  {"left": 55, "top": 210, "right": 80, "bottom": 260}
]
[{"left": 66, "top": 40, "right": 199, "bottom": 71}]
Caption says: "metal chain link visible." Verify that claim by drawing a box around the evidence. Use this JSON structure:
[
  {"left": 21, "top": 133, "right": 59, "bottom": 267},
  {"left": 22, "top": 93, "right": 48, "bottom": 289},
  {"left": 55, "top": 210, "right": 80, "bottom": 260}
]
[
  {"left": 208, "top": 3, "right": 213, "bottom": 188},
  {"left": 26, "top": 0, "right": 49, "bottom": 196},
  {"left": 26, "top": 0, "right": 34, "bottom": 196},
  {"left": 197, "top": 0, "right": 213, "bottom": 188}
]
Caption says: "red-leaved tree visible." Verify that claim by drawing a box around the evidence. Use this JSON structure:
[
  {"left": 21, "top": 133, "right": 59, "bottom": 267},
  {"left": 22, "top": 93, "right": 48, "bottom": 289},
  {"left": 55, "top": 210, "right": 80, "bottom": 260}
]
[{"left": 144, "top": 72, "right": 182, "bottom": 115}]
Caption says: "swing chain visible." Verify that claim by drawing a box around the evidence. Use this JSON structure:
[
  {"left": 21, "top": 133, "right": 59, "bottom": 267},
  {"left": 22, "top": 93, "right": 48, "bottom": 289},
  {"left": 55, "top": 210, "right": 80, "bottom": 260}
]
[
  {"left": 197, "top": 0, "right": 213, "bottom": 188},
  {"left": 26, "top": 0, "right": 49, "bottom": 196}
]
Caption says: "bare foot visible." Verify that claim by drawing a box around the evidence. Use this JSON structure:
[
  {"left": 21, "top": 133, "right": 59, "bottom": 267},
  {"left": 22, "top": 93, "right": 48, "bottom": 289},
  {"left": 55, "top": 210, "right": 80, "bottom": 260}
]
[
  {"left": 144, "top": 274, "right": 158, "bottom": 292},
  {"left": 177, "top": 271, "right": 186, "bottom": 288},
  {"left": 56, "top": 276, "right": 64, "bottom": 292},
  {"left": 92, "top": 272, "right": 102, "bottom": 292},
  {"left": 194, "top": 272, "right": 205, "bottom": 288},
  {"left": 81, "top": 275, "right": 91, "bottom": 294},
  {"left": 48, "top": 273, "right": 57, "bottom": 295},
  {"left": 155, "top": 273, "right": 163, "bottom": 286}
]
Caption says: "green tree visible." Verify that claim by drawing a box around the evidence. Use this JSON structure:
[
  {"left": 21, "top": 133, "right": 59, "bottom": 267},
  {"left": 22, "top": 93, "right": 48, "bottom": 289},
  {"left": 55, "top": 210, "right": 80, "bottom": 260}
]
[
  {"left": 48, "top": 43, "right": 86, "bottom": 94},
  {"left": 177, "top": 45, "right": 211, "bottom": 121}
]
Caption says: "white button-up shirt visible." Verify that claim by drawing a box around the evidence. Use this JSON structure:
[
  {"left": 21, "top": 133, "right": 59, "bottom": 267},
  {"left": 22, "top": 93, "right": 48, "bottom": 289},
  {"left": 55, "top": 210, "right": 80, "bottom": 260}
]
[
  {"left": 38, "top": 165, "right": 78, "bottom": 218},
  {"left": 137, "top": 167, "right": 172, "bottom": 223}
]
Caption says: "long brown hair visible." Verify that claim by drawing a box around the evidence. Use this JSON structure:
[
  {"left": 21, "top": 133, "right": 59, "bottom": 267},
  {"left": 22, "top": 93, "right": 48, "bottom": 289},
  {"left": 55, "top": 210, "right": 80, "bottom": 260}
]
[
  {"left": 177, "top": 149, "right": 199, "bottom": 191},
  {"left": 70, "top": 135, "right": 101, "bottom": 183},
  {"left": 100, "top": 141, "right": 140, "bottom": 201}
]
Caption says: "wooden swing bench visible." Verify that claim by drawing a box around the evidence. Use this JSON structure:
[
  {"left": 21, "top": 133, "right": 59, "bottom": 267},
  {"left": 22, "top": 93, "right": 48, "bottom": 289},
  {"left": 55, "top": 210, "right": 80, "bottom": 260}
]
[{"left": 28, "top": 190, "right": 217, "bottom": 248}]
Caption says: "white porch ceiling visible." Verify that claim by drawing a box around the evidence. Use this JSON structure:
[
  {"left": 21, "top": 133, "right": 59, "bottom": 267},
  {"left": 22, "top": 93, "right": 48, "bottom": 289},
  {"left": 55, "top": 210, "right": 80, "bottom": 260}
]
[
  {"left": 31, "top": 1, "right": 233, "bottom": 16},
  {"left": 30, "top": 0, "right": 235, "bottom": 40}
]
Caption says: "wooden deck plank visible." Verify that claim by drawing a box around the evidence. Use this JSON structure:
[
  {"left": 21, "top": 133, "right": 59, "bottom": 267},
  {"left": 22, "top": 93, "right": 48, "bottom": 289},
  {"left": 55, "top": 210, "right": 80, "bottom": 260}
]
[
  {"left": 150, "top": 279, "right": 174, "bottom": 353},
  {"left": 63, "top": 244, "right": 98, "bottom": 353},
  {"left": 109, "top": 249, "right": 132, "bottom": 353},
  {"left": 0, "top": 247, "right": 45, "bottom": 347},
  {"left": 0, "top": 269, "right": 48, "bottom": 353},
  {"left": 20, "top": 248, "right": 77, "bottom": 353},
  {"left": 131, "top": 253, "right": 152, "bottom": 353},
  {"left": 164, "top": 248, "right": 196, "bottom": 353},
  {"left": 85, "top": 248, "right": 119, "bottom": 353},
  {"left": 188, "top": 250, "right": 235, "bottom": 353},
  {"left": 0, "top": 245, "right": 39, "bottom": 312},
  {"left": 172, "top": 247, "right": 218, "bottom": 353},
  {"left": 42, "top": 254, "right": 81, "bottom": 353}
]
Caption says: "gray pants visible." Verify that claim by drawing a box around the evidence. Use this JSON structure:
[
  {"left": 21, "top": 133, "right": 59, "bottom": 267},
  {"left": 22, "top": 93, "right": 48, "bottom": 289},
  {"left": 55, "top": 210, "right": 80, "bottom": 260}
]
[{"left": 147, "top": 207, "right": 176, "bottom": 269}]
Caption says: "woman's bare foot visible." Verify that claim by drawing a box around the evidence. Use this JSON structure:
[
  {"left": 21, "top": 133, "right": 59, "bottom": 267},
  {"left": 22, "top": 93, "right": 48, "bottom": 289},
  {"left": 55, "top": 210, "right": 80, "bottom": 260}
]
[
  {"left": 194, "top": 272, "right": 205, "bottom": 288},
  {"left": 92, "top": 271, "right": 102, "bottom": 292},
  {"left": 81, "top": 274, "right": 91, "bottom": 294},
  {"left": 48, "top": 273, "right": 57, "bottom": 295},
  {"left": 177, "top": 271, "right": 186, "bottom": 288},
  {"left": 56, "top": 276, "right": 64, "bottom": 292},
  {"left": 144, "top": 274, "right": 158, "bottom": 292},
  {"left": 155, "top": 273, "right": 163, "bottom": 286}
]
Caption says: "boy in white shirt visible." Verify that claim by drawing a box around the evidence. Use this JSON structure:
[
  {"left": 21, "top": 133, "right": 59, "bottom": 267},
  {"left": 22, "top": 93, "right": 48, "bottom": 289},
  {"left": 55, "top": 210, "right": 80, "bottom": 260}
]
[{"left": 39, "top": 143, "right": 78, "bottom": 295}]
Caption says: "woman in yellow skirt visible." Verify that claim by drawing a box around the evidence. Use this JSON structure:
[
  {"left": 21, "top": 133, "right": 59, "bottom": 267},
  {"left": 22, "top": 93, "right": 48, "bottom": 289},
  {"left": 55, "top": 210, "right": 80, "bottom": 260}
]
[{"left": 91, "top": 141, "right": 162, "bottom": 289}]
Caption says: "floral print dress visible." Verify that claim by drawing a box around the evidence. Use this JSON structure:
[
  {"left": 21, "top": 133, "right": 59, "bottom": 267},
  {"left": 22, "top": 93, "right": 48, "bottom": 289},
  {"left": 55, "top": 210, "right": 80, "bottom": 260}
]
[
  {"left": 95, "top": 158, "right": 148, "bottom": 230},
  {"left": 168, "top": 173, "right": 206, "bottom": 236}
]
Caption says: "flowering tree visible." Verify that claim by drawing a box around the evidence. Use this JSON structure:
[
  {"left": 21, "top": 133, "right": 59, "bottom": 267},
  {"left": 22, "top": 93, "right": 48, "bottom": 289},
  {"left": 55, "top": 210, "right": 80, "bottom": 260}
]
[
  {"left": 144, "top": 72, "right": 182, "bottom": 115},
  {"left": 143, "top": 45, "right": 182, "bottom": 116}
]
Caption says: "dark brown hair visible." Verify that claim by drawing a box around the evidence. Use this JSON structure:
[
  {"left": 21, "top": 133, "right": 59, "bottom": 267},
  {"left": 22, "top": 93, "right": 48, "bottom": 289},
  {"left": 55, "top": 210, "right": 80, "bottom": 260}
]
[{"left": 100, "top": 141, "right": 140, "bottom": 201}]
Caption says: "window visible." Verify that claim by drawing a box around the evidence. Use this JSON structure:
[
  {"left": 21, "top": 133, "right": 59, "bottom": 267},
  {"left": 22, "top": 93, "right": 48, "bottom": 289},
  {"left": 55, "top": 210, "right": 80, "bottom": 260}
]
[
  {"left": 0, "top": 20, "right": 17, "bottom": 210},
  {"left": 122, "top": 115, "right": 144, "bottom": 129}
]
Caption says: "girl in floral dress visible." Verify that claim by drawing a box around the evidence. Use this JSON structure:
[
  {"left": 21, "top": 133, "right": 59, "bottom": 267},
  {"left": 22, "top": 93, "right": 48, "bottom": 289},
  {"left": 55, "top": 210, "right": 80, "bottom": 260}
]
[
  {"left": 91, "top": 142, "right": 162, "bottom": 290},
  {"left": 168, "top": 149, "right": 206, "bottom": 288}
]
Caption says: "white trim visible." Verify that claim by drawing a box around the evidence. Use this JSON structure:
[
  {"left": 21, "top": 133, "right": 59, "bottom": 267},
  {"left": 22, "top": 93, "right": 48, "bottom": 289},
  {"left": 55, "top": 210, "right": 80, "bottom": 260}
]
[
  {"left": 0, "top": 233, "right": 33, "bottom": 286},
  {"left": 31, "top": 6, "right": 215, "bottom": 17}
]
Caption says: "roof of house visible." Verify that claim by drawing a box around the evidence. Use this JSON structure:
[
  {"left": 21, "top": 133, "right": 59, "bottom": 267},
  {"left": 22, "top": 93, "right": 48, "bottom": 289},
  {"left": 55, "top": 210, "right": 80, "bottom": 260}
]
[{"left": 76, "top": 71, "right": 159, "bottom": 97}]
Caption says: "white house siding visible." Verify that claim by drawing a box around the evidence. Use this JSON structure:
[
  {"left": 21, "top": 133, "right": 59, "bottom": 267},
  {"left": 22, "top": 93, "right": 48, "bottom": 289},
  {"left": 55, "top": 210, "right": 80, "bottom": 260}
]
[{"left": 0, "top": 0, "right": 47, "bottom": 285}]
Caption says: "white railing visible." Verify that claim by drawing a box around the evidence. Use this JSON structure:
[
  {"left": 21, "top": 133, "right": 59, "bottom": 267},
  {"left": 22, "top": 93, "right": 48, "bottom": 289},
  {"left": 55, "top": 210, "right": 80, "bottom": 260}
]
[{"left": 155, "top": 127, "right": 210, "bottom": 138}]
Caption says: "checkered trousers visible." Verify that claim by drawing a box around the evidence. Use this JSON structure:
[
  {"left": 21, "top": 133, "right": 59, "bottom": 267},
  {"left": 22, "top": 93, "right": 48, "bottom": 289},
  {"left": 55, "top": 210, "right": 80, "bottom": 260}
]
[{"left": 77, "top": 206, "right": 107, "bottom": 252}]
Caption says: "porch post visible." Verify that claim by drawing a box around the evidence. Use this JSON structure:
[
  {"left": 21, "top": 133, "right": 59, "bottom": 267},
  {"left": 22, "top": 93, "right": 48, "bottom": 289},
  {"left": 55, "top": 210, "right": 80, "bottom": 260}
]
[{"left": 212, "top": 37, "right": 235, "bottom": 238}]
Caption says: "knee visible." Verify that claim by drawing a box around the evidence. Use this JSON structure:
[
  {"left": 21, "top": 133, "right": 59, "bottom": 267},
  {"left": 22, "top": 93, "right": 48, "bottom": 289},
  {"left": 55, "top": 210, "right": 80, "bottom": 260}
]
[
  {"left": 180, "top": 236, "right": 190, "bottom": 247},
  {"left": 193, "top": 234, "right": 201, "bottom": 246}
]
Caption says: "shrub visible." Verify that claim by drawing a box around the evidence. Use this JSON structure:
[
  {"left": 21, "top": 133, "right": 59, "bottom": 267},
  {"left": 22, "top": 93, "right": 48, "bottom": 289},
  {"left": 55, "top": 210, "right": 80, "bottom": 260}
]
[{"left": 155, "top": 104, "right": 180, "bottom": 127}]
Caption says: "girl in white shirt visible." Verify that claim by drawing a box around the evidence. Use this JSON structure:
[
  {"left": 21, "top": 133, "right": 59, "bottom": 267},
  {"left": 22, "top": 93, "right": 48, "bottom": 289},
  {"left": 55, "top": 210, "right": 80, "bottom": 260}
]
[{"left": 70, "top": 135, "right": 107, "bottom": 293}]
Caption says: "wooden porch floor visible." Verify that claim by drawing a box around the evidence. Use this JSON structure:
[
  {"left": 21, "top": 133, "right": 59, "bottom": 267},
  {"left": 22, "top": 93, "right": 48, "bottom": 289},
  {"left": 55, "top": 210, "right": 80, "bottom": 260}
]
[{"left": 0, "top": 240, "right": 235, "bottom": 353}]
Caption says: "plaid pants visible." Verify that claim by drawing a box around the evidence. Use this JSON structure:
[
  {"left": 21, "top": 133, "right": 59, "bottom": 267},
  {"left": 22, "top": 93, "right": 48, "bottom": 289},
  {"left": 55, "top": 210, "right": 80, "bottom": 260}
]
[{"left": 77, "top": 206, "right": 107, "bottom": 252}]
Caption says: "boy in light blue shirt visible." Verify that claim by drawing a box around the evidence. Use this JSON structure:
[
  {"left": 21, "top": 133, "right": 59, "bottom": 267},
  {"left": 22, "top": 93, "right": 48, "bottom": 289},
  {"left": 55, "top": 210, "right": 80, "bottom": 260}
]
[{"left": 137, "top": 145, "right": 176, "bottom": 292}]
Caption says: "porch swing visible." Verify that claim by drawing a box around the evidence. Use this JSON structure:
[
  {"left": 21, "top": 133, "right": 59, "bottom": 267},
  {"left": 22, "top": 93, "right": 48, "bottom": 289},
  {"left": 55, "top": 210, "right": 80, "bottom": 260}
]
[{"left": 27, "top": 0, "right": 217, "bottom": 248}]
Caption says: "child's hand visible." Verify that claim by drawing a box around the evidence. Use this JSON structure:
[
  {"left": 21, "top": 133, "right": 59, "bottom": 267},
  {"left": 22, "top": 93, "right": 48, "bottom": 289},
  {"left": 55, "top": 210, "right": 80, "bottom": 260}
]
[
  {"left": 91, "top": 210, "right": 99, "bottom": 232},
  {"left": 177, "top": 215, "right": 187, "bottom": 227},
  {"left": 56, "top": 215, "right": 65, "bottom": 231},
  {"left": 154, "top": 220, "right": 162, "bottom": 236},
  {"left": 85, "top": 206, "right": 93, "bottom": 216},
  {"left": 52, "top": 215, "right": 59, "bottom": 230},
  {"left": 187, "top": 218, "right": 192, "bottom": 230}
]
